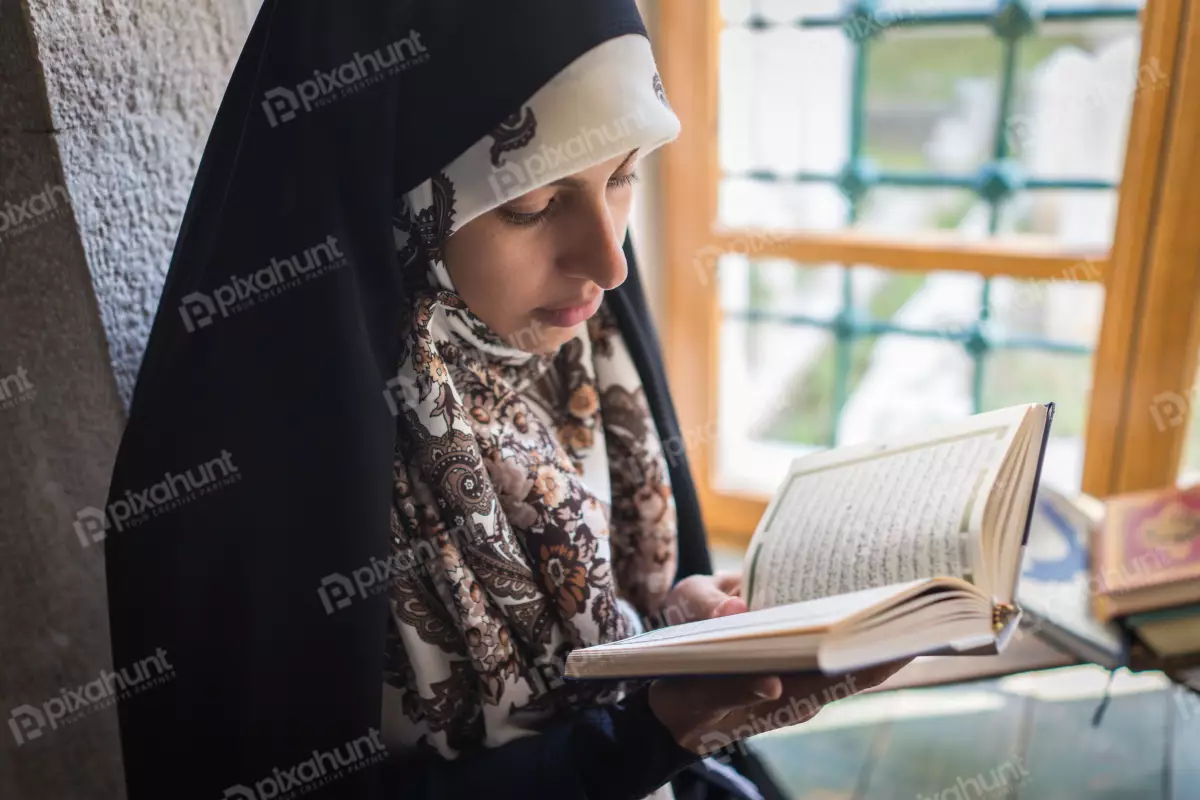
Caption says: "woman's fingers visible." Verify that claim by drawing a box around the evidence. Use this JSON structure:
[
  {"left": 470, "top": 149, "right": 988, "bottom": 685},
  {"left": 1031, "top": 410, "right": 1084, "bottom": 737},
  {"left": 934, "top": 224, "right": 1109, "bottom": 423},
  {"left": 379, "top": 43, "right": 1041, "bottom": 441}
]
[
  {"left": 764, "top": 659, "right": 914, "bottom": 719},
  {"left": 649, "top": 673, "right": 784, "bottom": 752},
  {"left": 850, "top": 658, "right": 914, "bottom": 690},
  {"left": 713, "top": 570, "right": 741, "bottom": 596},
  {"left": 673, "top": 673, "right": 782, "bottom": 710},
  {"left": 649, "top": 659, "right": 918, "bottom": 754},
  {"left": 718, "top": 662, "right": 916, "bottom": 738},
  {"left": 712, "top": 595, "right": 748, "bottom": 617},
  {"left": 669, "top": 574, "right": 742, "bottom": 621}
]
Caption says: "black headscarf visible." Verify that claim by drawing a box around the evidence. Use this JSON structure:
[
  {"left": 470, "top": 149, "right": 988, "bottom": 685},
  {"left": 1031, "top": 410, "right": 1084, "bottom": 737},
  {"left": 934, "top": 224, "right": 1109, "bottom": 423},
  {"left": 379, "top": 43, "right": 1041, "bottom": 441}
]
[{"left": 102, "top": 1, "right": 714, "bottom": 798}]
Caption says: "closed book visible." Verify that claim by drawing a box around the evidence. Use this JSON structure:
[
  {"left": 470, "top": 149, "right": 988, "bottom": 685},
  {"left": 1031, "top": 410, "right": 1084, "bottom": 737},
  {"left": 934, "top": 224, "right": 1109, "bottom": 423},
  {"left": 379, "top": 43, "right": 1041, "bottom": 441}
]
[
  {"left": 1091, "top": 484, "right": 1200, "bottom": 621},
  {"left": 1125, "top": 604, "right": 1200, "bottom": 657}
]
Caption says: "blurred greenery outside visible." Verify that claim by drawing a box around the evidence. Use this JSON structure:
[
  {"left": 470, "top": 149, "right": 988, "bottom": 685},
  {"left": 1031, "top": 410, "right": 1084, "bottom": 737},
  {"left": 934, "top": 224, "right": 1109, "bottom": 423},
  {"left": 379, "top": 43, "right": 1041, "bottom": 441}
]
[
  {"left": 756, "top": 270, "right": 927, "bottom": 445},
  {"left": 868, "top": 30, "right": 1091, "bottom": 106},
  {"left": 747, "top": 28, "right": 1103, "bottom": 449}
]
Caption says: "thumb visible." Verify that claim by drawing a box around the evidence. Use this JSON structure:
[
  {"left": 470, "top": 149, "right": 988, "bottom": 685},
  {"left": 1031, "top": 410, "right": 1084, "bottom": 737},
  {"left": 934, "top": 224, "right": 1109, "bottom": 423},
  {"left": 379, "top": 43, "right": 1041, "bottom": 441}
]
[
  {"left": 680, "top": 576, "right": 742, "bottom": 620},
  {"left": 712, "top": 596, "right": 748, "bottom": 617}
]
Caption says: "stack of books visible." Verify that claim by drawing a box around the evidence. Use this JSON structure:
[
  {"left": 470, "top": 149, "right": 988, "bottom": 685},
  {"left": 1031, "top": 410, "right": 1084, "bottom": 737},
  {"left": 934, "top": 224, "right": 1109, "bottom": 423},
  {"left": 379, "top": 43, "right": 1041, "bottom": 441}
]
[
  {"left": 879, "top": 480, "right": 1200, "bottom": 692},
  {"left": 885, "top": 481, "right": 1200, "bottom": 692},
  {"left": 1091, "top": 484, "right": 1200, "bottom": 688}
]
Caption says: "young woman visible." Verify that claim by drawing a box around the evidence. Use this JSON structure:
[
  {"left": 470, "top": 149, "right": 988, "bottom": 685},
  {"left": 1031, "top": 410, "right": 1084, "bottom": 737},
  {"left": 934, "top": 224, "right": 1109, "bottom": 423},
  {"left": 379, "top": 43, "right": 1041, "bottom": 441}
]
[{"left": 103, "top": 2, "right": 906, "bottom": 799}]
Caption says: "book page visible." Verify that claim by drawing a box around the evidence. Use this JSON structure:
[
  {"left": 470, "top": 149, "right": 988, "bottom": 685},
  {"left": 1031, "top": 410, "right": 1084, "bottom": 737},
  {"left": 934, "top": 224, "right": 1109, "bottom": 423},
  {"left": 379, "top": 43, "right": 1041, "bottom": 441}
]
[
  {"left": 580, "top": 580, "right": 930, "bottom": 652},
  {"left": 745, "top": 423, "right": 1012, "bottom": 610}
]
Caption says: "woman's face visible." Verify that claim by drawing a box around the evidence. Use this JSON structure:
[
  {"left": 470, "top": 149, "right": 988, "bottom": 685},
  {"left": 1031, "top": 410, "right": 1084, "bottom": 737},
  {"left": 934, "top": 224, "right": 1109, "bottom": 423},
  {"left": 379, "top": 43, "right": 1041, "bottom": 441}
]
[{"left": 441, "top": 149, "right": 639, "bottom": 353}]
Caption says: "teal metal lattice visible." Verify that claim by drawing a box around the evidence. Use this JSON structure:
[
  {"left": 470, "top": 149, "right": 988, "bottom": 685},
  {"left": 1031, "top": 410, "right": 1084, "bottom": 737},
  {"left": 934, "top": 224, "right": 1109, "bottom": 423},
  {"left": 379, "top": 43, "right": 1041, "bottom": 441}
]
[{"left": 723, "top": 0, "right": 1140, "bottom": 446}]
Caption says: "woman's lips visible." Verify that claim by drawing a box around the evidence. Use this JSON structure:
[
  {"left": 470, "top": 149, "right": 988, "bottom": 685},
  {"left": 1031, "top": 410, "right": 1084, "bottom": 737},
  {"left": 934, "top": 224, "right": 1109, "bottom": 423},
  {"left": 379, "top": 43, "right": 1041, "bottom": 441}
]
[{"left": 534, "top": 293, "right": 604, "bottom": 328}]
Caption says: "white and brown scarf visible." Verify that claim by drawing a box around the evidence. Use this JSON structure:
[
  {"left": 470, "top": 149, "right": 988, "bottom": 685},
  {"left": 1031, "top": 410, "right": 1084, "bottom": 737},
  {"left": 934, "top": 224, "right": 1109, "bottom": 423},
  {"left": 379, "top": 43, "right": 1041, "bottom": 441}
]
[{"left": 380, "top": 34, "right": 684, "bottom": 759}]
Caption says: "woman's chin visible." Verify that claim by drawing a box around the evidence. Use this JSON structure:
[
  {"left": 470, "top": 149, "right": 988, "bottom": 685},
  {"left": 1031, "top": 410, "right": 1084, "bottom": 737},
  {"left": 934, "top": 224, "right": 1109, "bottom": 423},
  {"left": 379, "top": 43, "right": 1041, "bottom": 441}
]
[
  {"left": 528, "top": 328, "right": 577, "bottom": 354},
  {"left": 504, "top": 320, "right": 579, "bottom": 354}
]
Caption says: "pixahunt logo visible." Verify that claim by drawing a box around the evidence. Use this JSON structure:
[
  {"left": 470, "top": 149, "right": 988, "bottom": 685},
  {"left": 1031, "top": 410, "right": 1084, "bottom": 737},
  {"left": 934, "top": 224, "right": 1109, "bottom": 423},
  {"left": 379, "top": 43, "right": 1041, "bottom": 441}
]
[
  {"left": 74, "top": 449, "right": 241, "bottom": 546},
  {"left": 318, "top": 525, "right": 485, "bottom": 614},
  {"left": 0, "top": 365, "right": 36, "bottom": 410},
  {"left": 222, "top": 728, "right": 388, "bottom": 799},
  {"left": 178, "top": 235, "right": 348, "bottom": 332},
  {"left": 262, "top": 30, "right": 430, "bottom": 127},
  {"left": 8, "top": 648, "right": 174, "bottom": 745},
  {"left": 0, "top": 183, "right": 70, "bottom": 241},
  {"left": 488, "top": 108, "right": 653, "bottom": 200}
]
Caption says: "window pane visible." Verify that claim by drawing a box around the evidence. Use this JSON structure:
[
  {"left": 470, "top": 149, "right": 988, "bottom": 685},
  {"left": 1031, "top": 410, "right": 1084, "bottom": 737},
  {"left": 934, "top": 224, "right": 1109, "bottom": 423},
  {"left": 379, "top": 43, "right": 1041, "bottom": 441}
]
[
  {"left": 716, "top": 314, "right": 835, "bottom": 494},
  {"left": 993, "top": 189, "right": 1121, "bottom": 250},
  {"left": 717, "top": 177, "right": 849, "bottom": 234},
  {"left": 986, "top": 274, "right": 1104, "bottom": 348},
  {"left": 719, "top": 24, "right": 850, "bottom": 184},
  {"left": 835, "top": 333, "right": 976, "bottom": 443},
  {"left": 716, "top": 257, "right": 840, "bottom": 454},
  {"left": 982, "top": 349, "right": 1093, "bottom": 491},
  {"left": 1011, "top": 19, "right": 1155, "bottom": 184},
  {"left": 717, "top": 4, "right": 1144, "bottom": 249},
  {"left": 719, "top": 255, "right": 843, "bottom": 322},
  {"left": 854, "top": 186, "right": 986, "bottom": 236},
  {"left": 981, "top": 276, "right": 1099, "bottom": 492},
  {"left": 863, "top": 25, "right": 1003, "bottom": 177},
  {"left": 715, "top": 262, "right": 1102, "bottom": 494}
]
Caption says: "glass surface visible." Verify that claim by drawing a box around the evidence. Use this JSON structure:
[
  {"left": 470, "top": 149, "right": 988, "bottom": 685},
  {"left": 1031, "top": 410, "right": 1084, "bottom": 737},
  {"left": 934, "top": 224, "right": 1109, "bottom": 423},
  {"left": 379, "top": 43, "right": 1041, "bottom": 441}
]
[
  {"left": 712, "top": 3, "right": 1137, "bottom": 493},
  {"left": 719, "top": 257, "right": 843, "bottom": 322},
  {"left": 717, "top": 5, "right": 1143, "bottom": 249},
  {"left": 715, "top": 311, "right": 834, "bottom": 494},
  {"left": 719, "top": 24, "right": 851, "bottom": 188},
  {"left": 717, "top": 308, "right": 838, "bottom": 451},
  {"left": 1010, "top": 19, "right": 1150, "bottom": 183},
  {"left": 716, "top": 264, "right": 1102, "bottom": 493},
  {"left": 986, "top": 275, "right": 1104, "bottom": 349},
  {"left": 982, "top": 349, "right": 1094, "bottom": 491},
  {"left": 863, "top": 25, "right": 1005, "bottom": 177}
]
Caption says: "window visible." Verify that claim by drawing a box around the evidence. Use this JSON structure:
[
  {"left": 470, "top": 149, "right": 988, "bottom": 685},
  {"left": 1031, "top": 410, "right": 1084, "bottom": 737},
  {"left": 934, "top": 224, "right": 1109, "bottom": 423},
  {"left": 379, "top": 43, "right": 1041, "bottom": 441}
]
[{"left": 658, "top": 0, "right": 1200, "bottom": 546}]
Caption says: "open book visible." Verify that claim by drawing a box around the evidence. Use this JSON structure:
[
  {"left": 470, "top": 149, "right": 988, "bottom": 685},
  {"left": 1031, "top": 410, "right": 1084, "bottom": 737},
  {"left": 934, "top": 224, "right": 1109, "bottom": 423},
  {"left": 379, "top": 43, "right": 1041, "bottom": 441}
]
[{"left": 565, "top": 403, "right": 1054, "bottom": 679}]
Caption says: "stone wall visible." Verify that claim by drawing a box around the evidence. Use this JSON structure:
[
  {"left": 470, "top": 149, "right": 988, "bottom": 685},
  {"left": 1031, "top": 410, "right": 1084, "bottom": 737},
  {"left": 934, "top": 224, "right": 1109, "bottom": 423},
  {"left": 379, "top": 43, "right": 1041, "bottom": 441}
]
[
  {"left": 23, "top": 0, "right": 259, "bottom": 405},
  {"left": 0, "top": 1, "right": 256, "bottom": 797}
]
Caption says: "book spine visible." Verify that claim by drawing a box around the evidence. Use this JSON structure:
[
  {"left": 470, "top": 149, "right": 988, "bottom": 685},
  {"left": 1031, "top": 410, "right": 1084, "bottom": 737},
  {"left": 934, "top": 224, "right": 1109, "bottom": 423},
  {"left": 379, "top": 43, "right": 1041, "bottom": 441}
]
[
  {"left": 1020, "top": 402, "right": 1056, "bottom": 547},
  {"left": 993, "top": 602, "right": 1019, "bottom": 633}
]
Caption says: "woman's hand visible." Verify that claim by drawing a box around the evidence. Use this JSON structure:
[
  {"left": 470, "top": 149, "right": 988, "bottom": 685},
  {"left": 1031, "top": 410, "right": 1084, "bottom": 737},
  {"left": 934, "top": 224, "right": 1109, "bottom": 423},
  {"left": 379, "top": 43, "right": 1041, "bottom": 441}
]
[
  {"left": 647, "top": 660, "right": 910, "bottom": 755},
  {"left": 654, "top": 570, "right": 744, "bottom": 627},
  {"left": 646, "top": 583, "right": 913, "bottom": 755}
]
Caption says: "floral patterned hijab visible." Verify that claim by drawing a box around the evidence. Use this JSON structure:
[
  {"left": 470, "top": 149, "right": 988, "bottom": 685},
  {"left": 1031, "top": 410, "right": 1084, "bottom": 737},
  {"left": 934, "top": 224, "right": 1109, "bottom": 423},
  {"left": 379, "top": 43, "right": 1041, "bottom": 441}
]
[{"left": 380, "top": 34, "right": 683, "bottom": 758}]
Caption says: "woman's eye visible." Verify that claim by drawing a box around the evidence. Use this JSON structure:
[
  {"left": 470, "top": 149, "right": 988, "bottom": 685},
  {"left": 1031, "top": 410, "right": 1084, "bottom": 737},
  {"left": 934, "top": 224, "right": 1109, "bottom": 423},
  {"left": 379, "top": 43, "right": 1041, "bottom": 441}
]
[
  {"left": 498, "top": 197, "right": 557, "bottom": 227},
  {"left": 497, "top": 173, "right": 636, "bottom": 227},
  {"left": 608, "top": 170, "right": 639, "bottom": 189}
]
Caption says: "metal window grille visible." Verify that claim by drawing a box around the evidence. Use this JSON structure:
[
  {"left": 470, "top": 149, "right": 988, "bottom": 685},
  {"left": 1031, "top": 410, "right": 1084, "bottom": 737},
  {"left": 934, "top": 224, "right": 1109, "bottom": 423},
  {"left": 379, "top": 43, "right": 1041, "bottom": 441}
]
[{"left": 721, "top": 1, "right": 1140, "bottom": 446}]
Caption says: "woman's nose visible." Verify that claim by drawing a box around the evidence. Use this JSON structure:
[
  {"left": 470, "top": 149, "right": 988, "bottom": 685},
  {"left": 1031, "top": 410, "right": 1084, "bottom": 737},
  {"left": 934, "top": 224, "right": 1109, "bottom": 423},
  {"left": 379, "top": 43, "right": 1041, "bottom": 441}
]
[{"left": 564, "top": 200, "right": 628, "bottom": 290}]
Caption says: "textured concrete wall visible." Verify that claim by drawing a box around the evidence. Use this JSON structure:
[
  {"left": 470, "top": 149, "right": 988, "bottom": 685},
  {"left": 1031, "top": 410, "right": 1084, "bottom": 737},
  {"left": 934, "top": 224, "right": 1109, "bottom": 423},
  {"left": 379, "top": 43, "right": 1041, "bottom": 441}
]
[
  {"left": 24, "top": 0, "right": 259, "bottom": 405},
  {"left": 1, "top": 0, "right": 129, "bottom": 792},
  {"left": 0, "top": 1, "right": 255, "bottom": 798}
]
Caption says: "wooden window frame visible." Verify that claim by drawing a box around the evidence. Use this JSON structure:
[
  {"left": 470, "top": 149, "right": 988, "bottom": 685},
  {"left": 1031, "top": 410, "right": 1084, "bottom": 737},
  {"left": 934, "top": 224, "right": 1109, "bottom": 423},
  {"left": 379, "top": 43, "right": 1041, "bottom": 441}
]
[{"left": 657, "top": 0, "right": 1200, "bottom": 549}]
